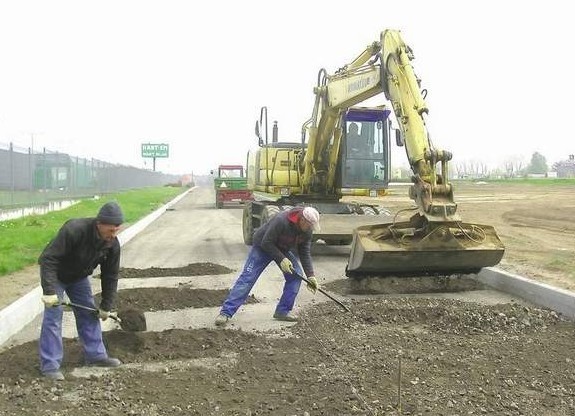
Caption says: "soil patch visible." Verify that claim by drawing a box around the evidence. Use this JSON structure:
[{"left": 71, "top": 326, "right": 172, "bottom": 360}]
[
  {"left": 95, "top": 287, "right": 257, "bottom": 311},
  {"left": 327, "top": 274, "right": 487, "bottom": 295},
  {"left": 112, "top": 262, "right": 235, "bottom": 279}
]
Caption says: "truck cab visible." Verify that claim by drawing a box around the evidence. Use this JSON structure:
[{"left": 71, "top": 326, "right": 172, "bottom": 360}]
[{"left": 212, "top": 165, "right": 254, "bottom": 209}]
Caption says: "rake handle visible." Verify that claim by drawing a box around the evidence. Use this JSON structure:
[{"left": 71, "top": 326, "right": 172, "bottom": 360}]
[{"left": 295, "top": 273, "right": 351, "bottom": 312}]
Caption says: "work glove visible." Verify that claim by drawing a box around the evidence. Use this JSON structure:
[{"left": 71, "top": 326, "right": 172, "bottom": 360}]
[
  {"left": 41, "top": 294, "right": 60, "bottom": 307},
  {"left": 279, "top": 258, "right": 295, "bottom": 274},
  {"left": 306, "top": 276, "right": 319, "bottom": 294},
  {"left": 97, "top": 309, "right": 118, "bottom": 321}
]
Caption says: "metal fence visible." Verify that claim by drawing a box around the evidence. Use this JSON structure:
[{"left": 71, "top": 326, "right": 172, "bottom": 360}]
[{"left": 0, "top": 141, "right": 183, "bottom": 209}]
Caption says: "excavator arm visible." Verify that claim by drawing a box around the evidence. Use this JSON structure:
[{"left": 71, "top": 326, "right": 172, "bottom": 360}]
[
  {"left": 380, "top": 30, "right": 457, "bottom": 221},
  {"left": 345, "top": 29, "right": 505, "bottom": 277}
]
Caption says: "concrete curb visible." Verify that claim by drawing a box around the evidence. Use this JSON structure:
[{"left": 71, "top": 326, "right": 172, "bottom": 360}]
[
  {"left": 0, "top": 188, "right": 194, "bottom": 348},
  {"left": 477, "top": 267, "right": 575, "bottom": 320},
  {"left": 0, "top": 286, "right": 44, "bottom": 348}
]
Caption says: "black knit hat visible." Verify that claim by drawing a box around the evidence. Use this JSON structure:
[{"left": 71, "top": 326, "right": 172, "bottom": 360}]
[{"left": 96, "top": 202, "right": 124, "bottom": 225}]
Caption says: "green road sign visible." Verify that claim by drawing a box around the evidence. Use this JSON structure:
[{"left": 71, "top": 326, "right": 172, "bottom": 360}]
[{"left": 141, "top": 143, "right": 169, "bottom": 158}]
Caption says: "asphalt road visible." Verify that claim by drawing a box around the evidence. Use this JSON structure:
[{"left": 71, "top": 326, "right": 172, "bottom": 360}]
[{"left": 121, "top": 185, "right": 354, "bottom": 283}]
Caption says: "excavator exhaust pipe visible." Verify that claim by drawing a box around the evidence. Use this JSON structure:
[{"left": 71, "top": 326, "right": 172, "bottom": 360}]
[{"left": 346, "top": 219, "right": 505, "bottom": 278}]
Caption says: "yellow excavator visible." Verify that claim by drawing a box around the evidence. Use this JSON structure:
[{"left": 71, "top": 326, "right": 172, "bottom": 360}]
[{"left": 243, "top": 29, "right": 504, "bottom": 277}]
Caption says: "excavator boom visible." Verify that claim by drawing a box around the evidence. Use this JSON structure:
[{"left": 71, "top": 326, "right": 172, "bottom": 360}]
[{"left": 346, "top": 30, "right": 504, "bottom": 277}]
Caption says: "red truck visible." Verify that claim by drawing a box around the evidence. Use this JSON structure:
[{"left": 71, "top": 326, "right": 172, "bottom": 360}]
[{"left": 211, "top": 165, "right": 254, "bottom": 209}]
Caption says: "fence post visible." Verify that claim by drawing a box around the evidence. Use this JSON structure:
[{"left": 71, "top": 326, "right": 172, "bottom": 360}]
[
  {"left": 9, "top": 142, "right": 14, "bottom": 205},
  {"left": 28, "top": 146, "right": 34, "bottom": 193},
  {"left": 43, "top": 147, "right": 47, "bottom": 194}
]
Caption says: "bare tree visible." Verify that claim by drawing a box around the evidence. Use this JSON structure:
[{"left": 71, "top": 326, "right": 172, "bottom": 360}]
[{"left": 503, "top": 155, "right": 526, "bottom": 178}]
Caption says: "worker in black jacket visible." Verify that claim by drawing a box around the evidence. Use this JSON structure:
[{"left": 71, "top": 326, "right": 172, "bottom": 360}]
[
  {"left": 38, "top": 201, "right": 124, "bottom": 381},
  {"left": 215, "top": 206, "right": 320, "bottom": 327}
]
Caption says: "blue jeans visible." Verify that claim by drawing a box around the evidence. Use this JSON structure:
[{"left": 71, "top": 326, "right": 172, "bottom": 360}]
[
  {"left": 220, "top": 246, "right": 303, "bottom": 318},
  {"left": 39, "top": 277, "right": 109, "bottom": 372}
]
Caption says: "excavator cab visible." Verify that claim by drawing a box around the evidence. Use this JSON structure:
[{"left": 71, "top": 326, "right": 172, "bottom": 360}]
[{"left": 339, "top": 108, "right": 391, "bottom": 196}]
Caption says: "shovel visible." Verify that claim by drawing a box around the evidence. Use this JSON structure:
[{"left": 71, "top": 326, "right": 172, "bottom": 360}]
[
  {"left": 295, "top": 272, "right": 351, "bottom": 312},
  {"left": 60, "top": 301, "right": 147, "bottom": 332},
  {"left": 60, "top": 301, "right": 122, "bottom": 324}
]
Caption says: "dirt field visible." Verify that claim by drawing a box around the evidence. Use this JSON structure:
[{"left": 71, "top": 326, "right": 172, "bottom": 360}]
[
  {"left": 454, "top": 182, "right": 574, "bottom": 289},
  {"left": 0, "top": 182, "right": 574, "bottom": 415}
]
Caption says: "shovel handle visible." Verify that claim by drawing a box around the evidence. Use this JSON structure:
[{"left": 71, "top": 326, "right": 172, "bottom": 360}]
[
  {"left": 61, "top": 301, "right": 122, "bottom": 323},
  {"left": 295, "top": 273, "right": 351, "bottom": 312}
]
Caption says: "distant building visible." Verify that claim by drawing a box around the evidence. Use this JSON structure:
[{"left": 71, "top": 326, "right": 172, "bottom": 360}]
[{"left": 553, "top": 154, "right": 575, "bottom": 178}]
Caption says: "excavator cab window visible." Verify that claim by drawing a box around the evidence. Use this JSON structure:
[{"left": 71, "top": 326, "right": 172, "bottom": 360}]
[{"left": 341, "top": 110, "right": 391, "bottom": 189}]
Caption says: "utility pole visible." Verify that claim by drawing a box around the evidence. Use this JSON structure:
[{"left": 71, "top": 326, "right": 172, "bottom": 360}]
[{"left": 23, "top": 131, "right": 44, "bottom": 153}]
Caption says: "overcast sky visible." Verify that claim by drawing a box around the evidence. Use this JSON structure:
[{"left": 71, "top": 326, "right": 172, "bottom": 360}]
[{"left": 1, "top": 0, "right": 573, "bottom": 175}]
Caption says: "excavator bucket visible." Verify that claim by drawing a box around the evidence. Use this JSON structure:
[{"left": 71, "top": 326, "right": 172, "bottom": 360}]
[{"left": 346, "top": 218, "right": 505, "bottom": 277}]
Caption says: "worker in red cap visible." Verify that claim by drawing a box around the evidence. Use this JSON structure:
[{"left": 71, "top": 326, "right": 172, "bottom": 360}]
[{"left": 215, "top": 206, "right": 321, "bottom": 326}]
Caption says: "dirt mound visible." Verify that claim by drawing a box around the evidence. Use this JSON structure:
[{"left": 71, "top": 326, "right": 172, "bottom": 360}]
[
  {"left": 95, "top": 287, "right": 257, "bottom": 311},
  {"left": 327, "top": 274, "right": 487, "bottom": 295},
  {"left": 114, "top": 262, "right": 235, "bottom": 278}
]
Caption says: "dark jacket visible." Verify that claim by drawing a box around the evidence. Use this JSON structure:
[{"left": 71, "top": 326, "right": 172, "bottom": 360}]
[
  {"left": 252, "top": 207, "right": 315, "bottom": 277},
  {"left": 38, "top": 218, "right": 121, "bottom": 311}
]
